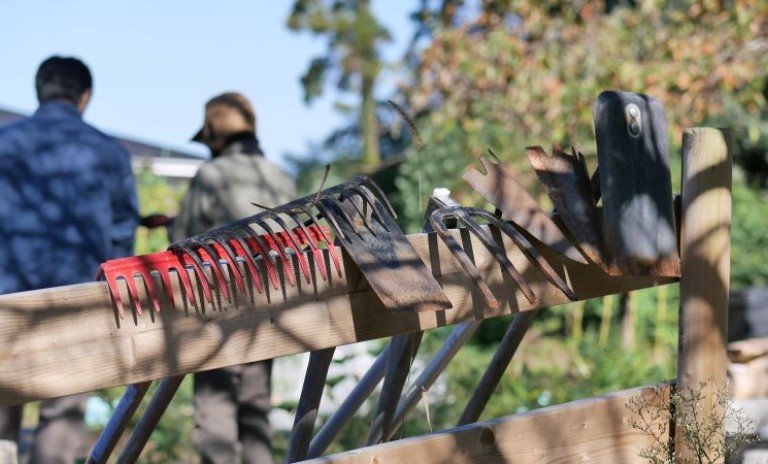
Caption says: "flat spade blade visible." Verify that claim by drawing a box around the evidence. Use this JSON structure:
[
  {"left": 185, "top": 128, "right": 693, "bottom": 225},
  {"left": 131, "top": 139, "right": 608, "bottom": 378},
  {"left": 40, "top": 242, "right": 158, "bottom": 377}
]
[{"left": 594, "top": 90, "right": 680, "bottom": 277}]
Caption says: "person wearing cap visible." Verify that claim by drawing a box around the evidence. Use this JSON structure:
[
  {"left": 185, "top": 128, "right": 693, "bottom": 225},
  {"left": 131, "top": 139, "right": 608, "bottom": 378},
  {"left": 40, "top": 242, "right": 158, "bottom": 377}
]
[
  {"left": 172, "top": 92, "right": 295, "bottom": 464},
  {"left": 0, "top": 56, "right": 139, "bottom": 463}
]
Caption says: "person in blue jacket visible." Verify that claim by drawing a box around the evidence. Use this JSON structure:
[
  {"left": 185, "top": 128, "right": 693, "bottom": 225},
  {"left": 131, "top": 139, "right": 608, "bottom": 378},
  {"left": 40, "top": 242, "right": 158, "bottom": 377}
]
[{"left": 0, "top": 56, "right": 139, "bottom": 463}]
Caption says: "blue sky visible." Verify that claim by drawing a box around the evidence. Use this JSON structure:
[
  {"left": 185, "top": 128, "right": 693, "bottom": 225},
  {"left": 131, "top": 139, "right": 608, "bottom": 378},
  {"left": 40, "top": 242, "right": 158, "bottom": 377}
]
[{"left": 0, "top": 2, "right": 414, "bottom": 170}]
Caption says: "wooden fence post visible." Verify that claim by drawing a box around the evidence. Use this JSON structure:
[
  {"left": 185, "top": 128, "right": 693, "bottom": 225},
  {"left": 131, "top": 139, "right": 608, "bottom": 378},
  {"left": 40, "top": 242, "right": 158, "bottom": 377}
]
[{"left": 676, "top": 127, "right": 732, "bottom": 462}]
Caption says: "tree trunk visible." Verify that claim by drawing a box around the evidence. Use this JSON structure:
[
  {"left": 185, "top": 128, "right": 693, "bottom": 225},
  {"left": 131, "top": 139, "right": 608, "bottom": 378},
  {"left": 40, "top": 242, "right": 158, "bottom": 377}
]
[{"left": 360, "top": 74, "right": 380, "bottom": 168}]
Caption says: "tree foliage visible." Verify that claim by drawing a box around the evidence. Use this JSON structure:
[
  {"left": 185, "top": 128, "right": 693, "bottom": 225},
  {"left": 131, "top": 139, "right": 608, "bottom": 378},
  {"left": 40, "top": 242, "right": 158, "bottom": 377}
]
[
  {"left": 288, "top": 0, "right": 392, "bottom": 166},
  {"left": 398, "top": 0, "right": 767, "bottom": 181}
]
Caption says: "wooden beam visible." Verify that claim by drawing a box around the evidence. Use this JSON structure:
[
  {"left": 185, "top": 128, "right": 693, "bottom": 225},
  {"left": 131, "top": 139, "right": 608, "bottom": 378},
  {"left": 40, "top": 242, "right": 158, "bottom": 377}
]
[
  {"left": 0, "top": 229, "right": 675, "bottom": 406},
  {"left": 676, "top": 128, "right": 732, "bottom": 461},
  {"left": 299, "top": 384, "right": 671, "bottom": 464}
]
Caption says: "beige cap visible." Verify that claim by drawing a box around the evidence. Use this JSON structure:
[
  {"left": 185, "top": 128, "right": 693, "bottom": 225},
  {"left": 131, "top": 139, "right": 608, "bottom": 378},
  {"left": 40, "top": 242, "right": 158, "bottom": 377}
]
[{"left": 191, "top": 92, "right": 256, "bottom": 143}]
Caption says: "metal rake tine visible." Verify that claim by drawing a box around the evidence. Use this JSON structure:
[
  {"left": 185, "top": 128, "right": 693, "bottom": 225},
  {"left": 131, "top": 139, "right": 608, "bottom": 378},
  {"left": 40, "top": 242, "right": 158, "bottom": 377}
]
[
  {"left": 172, "top": 243, "right": 215, "bottom": 304},
  {"left": 344, "top": 184, "right": 390, "bottom": 233},
  {"left": 456, "top": 209, "right": 536, "bottom": 304},
  {"left": 294, "top": 205, "right": 334, "bottom": 245},
  {"left": 296, "top": 205, "right": 343, "bottom": 279},
  {"left": 194, "top": 238, "right": 233, "bottom": 302},
  {"left": 257, "top": 220, "right": 298, "bottom": 287},
  {"left": 284, "top": 210, "right": 328, "bottom": 281},
  {"left": 475, "top": 210, "right": 577, "bottom": 301},
  {"left": 262, "top": 212, "right": 311, "bottom": 284},
  {"left": 319, "top": 197, "right": 365, "bottom": 239},
  {"left": 357, "top": 176, "right": 398, "bottom": 219},
  {"left": 340, "top": 192, "right": 377, "bottom": 235},
  {"left": 208, "top": 234, "right": 247, "bottom": 295},
  {"left": 225, "top": 232, "right": 265, "bottom": 294},
  {"left": 429, "top": 210, "right": 499, "bottom": 309},
  {"left": 302, "top": 202, "right": 346, "bottom": 243},
  {"left": 234, "top": 225, "right": 279, "bottom": 291},
  {"left": 313, "top": 199, "right": 354, "bottom": 241}
]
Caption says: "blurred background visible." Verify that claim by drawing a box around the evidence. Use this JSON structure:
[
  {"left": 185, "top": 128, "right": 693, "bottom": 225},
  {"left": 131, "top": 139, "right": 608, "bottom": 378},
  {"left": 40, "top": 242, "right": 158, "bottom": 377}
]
[{"left": 2, "top": 1, "right": 768, "bottom": 461}]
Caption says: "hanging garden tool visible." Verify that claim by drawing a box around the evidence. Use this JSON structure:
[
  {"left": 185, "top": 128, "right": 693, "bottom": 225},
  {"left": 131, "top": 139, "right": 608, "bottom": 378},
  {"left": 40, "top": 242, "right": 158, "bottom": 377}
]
[
  {"left": 424, "top": 190, "right": 577, "bottom": 310},
  {"left": 593, "top": 90, "right": 680, "bottom": 276},
  {"left": 526, "top": 145, "right": 608, "bottom": 271}
]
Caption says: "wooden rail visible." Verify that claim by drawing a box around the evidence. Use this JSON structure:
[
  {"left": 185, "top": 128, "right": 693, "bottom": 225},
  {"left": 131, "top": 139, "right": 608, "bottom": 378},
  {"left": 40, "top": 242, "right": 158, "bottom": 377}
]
[
  {"left": 300, "top": 384, "right": 671, "bottom": 464},
  {"left": 0, "top": 227, "right": 672, "bottom": 406}
]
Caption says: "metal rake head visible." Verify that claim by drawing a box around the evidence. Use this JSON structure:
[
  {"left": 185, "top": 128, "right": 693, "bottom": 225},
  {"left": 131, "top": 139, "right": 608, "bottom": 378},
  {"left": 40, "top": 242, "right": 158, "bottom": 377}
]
[
  {"left": 146, "top": 176, "right": 397, "bottom": 313},
  {"left": 428, "top": 200, "right": 576, "bottom": 309}
]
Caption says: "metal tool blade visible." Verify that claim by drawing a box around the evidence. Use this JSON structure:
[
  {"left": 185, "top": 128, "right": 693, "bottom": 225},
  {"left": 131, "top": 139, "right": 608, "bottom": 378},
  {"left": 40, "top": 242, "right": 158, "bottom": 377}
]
[
  {"left": 319, "top": 188, "right": 452, "bottom": 313},
  {"left": 594, "top": 90, "right": 680, "bottom": 277},
  {"left": 526, "top": 145, "right": 608, "bottom": 271},
  {"left": 463, "top": 156, "right": 588, "bottom": 264}
]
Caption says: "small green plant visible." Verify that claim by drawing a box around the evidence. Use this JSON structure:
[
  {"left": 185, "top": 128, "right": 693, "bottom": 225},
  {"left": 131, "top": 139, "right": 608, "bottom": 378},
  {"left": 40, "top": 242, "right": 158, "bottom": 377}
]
[{"left": 626, "top": 381, "right": 756, "bottom": 464}]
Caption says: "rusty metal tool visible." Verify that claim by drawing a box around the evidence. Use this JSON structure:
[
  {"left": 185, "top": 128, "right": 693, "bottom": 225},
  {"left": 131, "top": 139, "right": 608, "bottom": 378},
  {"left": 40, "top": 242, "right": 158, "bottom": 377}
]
[
  {"left": 312, "top": 177, "right": 452, "bottom": 312},
  {"left": 527, "top": 145, "right": 609, "bottom": 271},
  {"left": 425, "top": 192, "right": 576, "bottom": 309},
  {"left": 463, "top": 155, "right": 589, "bottom": 264},
  {"left": 594, "top": 90, "right": 680, "bottom": 276}
]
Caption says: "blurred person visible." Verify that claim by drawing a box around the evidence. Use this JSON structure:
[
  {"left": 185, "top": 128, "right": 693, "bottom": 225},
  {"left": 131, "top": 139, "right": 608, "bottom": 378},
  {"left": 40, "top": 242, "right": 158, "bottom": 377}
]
[
  {"left": 0, "top": 56, "right": 139, "bottom": 462},
  {"left": 172, "top": 92, "right": 295, "bottom": 464}
]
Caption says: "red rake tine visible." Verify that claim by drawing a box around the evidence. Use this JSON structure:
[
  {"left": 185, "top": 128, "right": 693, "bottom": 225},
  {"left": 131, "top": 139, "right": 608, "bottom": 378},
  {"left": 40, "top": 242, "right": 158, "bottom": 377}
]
[
  {"left": 284, "top": 212, "right": 329, "bottom": 281},
  {"left": 206, "top": 234, "right": 247, "bottom": 295},
  {"left": 262, "top": 212, "right": 311, "bottom": 284},
  {"left": 97, "top": 255, "right": 173, "bottom": 318},
  {"left": 234, "top": 225, "right": 281, "bottom": 290},
  {"left": 172, "top": 243, "right": 216, "bottom": 304},
  {"left": 190, "top": 239, "right": 233, "bottom": 302},
  {"left": 256, "top": 221, "right": 297, "bottom": 287},
  {"left": 223, "top": 232, "right": 265, "bottom": 294},
  {"left": 295, "top": 207, "right": 342, "bottom": 279}
]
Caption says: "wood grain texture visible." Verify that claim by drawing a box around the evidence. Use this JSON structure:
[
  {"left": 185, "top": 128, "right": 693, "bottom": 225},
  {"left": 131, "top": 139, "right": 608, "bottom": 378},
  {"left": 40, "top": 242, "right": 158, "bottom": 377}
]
[
  {"left": 0, "top": 228, "right": 675, "bottom": 406},
  {"left": 299, "top": 384, "right": 671, "bottom": 464},
  {"left": 676, "top": 127, "right": 732, "bottom": 462}
]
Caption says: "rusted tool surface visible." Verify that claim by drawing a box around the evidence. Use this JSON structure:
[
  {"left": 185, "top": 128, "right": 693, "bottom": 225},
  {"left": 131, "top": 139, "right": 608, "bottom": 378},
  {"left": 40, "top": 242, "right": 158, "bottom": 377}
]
[
  {"left": 319, "top": 179, "right": 452, "bottom": 313},
  {"left": 426, "top": 192, "right": 576, "bottom": 309},
  {"left": 463, "top": 155, "right": 588, "bottom": 264},
  {"left": 527, "top": 145, "right": 608, "bottom": 271},
  {"left": 594, "top": 90, "right": 680, "bottom": 276}
]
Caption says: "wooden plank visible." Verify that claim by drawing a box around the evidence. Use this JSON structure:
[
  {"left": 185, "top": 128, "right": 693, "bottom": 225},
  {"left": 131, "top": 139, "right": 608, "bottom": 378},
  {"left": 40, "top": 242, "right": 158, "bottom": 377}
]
[
  {"left": 676, "top": 127, "right": 732, "bottom": 462},
  {"left": 0, "top": 228, "right": 675, "bottom": 406},
  {"left": 299, "top": 384, "right": 671, "bottom": 464}
]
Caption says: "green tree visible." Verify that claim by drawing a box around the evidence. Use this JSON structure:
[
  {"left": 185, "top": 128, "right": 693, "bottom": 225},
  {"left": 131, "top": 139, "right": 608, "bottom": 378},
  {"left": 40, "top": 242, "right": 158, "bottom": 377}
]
[
  {"left": 398, "top": 0, "right": 768, "bottom": 192},
  {"left": 288, "top": 0, "right": 392, "bottom": 168}
]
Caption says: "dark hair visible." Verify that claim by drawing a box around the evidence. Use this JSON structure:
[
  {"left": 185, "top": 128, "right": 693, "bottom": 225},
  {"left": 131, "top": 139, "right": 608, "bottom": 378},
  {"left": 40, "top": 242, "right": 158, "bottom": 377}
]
[{"left": 35, "top": 56, "right": 92, "bottom": 104}]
